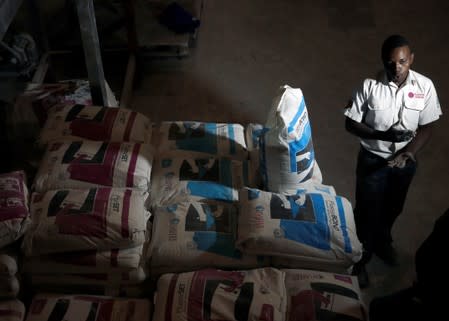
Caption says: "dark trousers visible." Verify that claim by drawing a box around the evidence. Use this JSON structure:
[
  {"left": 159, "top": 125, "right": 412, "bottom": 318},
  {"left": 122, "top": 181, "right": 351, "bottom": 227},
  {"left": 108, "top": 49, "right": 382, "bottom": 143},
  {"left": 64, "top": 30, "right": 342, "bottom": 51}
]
[
  {"left": 354, "top": 146, "right": 417, "bottom": 262},
  {"left": 369, "top": 286, "right": 426, "bottom": 321}
]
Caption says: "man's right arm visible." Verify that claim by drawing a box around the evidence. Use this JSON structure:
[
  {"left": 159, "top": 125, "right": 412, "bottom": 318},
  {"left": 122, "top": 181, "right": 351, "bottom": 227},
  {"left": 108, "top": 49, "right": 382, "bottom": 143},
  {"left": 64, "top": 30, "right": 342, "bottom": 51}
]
[{"left": 345, "top": 117, "right": 414, "bottom": 142}]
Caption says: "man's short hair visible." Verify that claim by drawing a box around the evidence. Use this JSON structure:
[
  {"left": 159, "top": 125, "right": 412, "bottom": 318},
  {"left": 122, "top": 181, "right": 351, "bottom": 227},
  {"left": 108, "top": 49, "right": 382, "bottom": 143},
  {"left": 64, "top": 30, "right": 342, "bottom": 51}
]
[{"left": 381, "top": 35, "right": 411, "bottom": 62}]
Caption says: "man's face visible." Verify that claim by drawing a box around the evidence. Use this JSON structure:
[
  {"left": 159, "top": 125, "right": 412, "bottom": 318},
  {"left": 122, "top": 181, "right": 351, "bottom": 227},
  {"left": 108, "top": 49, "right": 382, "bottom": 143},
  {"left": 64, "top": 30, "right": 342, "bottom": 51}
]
[{"left": 383, "top": 45, "right": 414, "bottom": 86}]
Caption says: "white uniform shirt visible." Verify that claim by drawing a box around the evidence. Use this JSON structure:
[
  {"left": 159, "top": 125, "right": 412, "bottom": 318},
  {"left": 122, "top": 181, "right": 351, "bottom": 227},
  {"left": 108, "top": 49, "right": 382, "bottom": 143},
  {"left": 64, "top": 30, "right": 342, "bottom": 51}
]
[{"left": 344, "top": 69, "right": 442, "bottom": 159}]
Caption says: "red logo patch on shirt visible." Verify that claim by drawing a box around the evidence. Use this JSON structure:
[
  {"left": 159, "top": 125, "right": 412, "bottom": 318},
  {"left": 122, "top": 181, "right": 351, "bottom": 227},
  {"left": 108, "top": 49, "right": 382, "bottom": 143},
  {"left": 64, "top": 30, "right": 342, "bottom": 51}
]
[{"left": 409, "top": 92, "right": 424, "bottom": 99}]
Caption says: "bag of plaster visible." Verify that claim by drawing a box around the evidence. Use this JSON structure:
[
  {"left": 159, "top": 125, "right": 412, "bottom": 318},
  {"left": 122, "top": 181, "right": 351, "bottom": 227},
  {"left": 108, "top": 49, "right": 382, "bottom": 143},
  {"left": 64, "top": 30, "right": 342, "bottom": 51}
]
[
  {"left": 153, "top": 121, "right": 248, "bottom": 160},
  {"left": 261, "top": 85, "right": 320, "bottom": 194},
  {"left": 23, "top": 245, "right": 144, "bottom": 275},
  {"left": 25, "top": 294, "right": 151, "bottom": 321},
  {"left": 0, "top": 275, "right": 20, "bottom": 298},
  {"left": 37, "top": 104, "right": 153, "bottom": 147},
  {"left": 148, "top": 200, "right": 266, "bottom": 276},
  {"left": 247, "top": 122, "right": 324, "bottom": 191},
  {"left": 0, "top": 300, "right": 25, "bottom": 321},
  {"left": 0, "top": 254, "right": 18, "bottom": 277},
  {"left": 150, "top": 151, "right": 254, "bottom": 208},
  {"left": 31, "top": 283, "right": 147, "bottom": 298},
  {"left": 153, "top": 268, "right": 287, "bottom": 321},
  {"left": 0, "top": 171, "right": 31, "bottom": 248},
  {"left": 237, "top": 188, "right": 362, "bottom": 271},
  {"left": 22, "top": 188, "right": 150, "bottom": 255},
  {"left": 33, "top": 140, "right": 153, "bottom": 192},
  {"left": 282, "top": 268, "right": 367, "bottom": 321},
  {"left": 29, "top": 266, "right": 146, "bottom": 287}
]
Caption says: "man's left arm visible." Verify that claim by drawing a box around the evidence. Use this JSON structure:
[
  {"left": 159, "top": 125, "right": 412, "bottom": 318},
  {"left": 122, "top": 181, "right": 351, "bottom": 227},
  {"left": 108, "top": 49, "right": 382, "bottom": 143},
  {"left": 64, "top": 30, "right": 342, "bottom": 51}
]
[
  {"left": 388, "top": 123, "right": 434, "bottom": 168},
  {"left": 403, "top": 122, "right": 434, "bottom": 156}
]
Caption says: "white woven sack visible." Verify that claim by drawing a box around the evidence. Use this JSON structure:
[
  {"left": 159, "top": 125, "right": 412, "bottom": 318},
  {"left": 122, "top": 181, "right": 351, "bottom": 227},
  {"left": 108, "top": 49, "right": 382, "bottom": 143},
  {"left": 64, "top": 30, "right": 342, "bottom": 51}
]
[
  {"left": 148, "top": 201, "right": 265, "bottom": 275},
  {"left": 246, "top": 123, "right": 324, "bottom": 191},
  {"left": 0, "top": 171, "right": 31, "bottom": 248},
  {"left": 237, "top": 188, "right": 362, "bottom": 269},
  {"left": 150, "top": 151, "right": 253, "bottom": 208},
  {"left": 38, "top": 104, "right": 152, "bottom": 147},
  {"left": 282, "top": 268, "right": 367, "bottom": 321},
  {"left": 22, "top": 188, "right": 150, "bottom": 255},
  {"left": 0, "top": 276, "right": 19, "bottom": 299},
  {"left": 0, "top": 300, "right": 25, "bottom": 321},
  {"left": 25, "top": 294, "right": 150, "bottom": 321},
  {"left": 33, "top": 141, "right": 153, "bottom": 193},
  {"left": 153, "top": 268, "right": 287, "bottom": 321},
  {"left": 23, "top": 245, "right": 143, "bottom": 274},
  {"left": 0, "top": 254, "right": 18, "bottom": 276},
  {"left": 261, "top": 85, "right": 320, "bottom": 194},
  {"left": 293, "top": 181, "right": 336, "bottom": 196},
  {"left": 153, "top": 121, "right": 248, "bottom": 160}
]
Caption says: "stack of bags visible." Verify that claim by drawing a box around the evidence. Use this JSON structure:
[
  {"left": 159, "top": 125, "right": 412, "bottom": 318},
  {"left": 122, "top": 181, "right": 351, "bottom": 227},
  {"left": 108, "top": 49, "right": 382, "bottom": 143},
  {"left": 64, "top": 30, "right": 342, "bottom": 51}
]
[
  {"left": 0, "top": 171, "right": 30, "bottom": 314},
  {"left": 21, "top": 104, "right": 154, "bottom": 296},
  {"left": 146, "top": 86, "right": 363, "bottom": 280},
  {"left": 147, "top": 121, "right": 267, "bottom": 275},
  {"left": 22, "top": 187, "right": 150, "bottom": 296},
  {"left": 152, "top": 267, "right": 367, "bottom": 321},
  {"left": 241, "top": 85, "right": 363, "bottom": 273}
]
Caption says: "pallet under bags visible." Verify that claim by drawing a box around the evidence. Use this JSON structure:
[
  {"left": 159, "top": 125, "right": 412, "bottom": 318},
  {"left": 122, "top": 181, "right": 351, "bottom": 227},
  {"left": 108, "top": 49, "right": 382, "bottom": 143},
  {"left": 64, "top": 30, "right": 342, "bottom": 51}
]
[
  {"left": 0, "top": 171, "right": 31, "bottom": 248},
  {"left": 261, "top": 85, "right": 320, "bottom": 194},
  {"left": 150, "top": 151, "right": 254, "bottom": 208},
  {"left": 37, "top": 104, "right": 153, "bottom": 147},
  {"left": 153, "top": 268, "right": 287, "bottom": 321},
  {"left": 22, "top": 188, "right": 150, "bottom": 255},
  {"left": 25, "top": 294, "right": 151, "bottom": 321},
  {"left": 237, "top": 188, "right": 362, "bottom": 272},
  {"left": 0, "top": 300, "right": 25, "bottom": 321},
  {"left": 153, "top": 121, "right": 248, "bottom": 160},
  {"left": 33, "top": 141, "right": 153, "bottom": 193},
  {"left": 283, "top": 269, "right": 367, "bottom": 321},
  {"left": 148, "top": 200, "right": 265, "bottom": 275}
]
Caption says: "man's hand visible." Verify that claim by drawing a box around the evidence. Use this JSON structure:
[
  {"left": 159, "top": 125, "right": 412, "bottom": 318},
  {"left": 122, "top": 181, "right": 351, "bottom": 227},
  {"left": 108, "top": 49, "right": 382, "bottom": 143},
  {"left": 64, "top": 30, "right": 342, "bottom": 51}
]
[
  {"left": 388, "top": 152, "right": 416, "bottom": 168},
  {"left": 379, "top": 128, "right": 415, "bottom": 142}
]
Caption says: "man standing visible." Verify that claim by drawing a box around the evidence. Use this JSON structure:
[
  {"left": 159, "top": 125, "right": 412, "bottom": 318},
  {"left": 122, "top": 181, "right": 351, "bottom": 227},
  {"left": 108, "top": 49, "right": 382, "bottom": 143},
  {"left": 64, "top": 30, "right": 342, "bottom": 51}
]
[{"left": 344, "top": 34, "right": 442, "bottom": 287}]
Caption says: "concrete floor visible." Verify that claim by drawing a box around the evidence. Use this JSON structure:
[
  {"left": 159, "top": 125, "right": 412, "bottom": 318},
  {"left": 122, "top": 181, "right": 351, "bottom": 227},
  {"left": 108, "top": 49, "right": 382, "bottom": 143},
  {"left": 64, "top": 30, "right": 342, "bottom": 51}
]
[{"left": 130, "top": 0, "right": 449, "bottom": 307}]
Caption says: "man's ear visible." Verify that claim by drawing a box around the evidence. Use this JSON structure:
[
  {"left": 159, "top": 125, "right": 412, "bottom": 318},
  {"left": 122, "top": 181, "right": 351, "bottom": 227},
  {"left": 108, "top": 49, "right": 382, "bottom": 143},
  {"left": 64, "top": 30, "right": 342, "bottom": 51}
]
[{"left": 410, "top": 52, "right": 415, "bottom": 65}]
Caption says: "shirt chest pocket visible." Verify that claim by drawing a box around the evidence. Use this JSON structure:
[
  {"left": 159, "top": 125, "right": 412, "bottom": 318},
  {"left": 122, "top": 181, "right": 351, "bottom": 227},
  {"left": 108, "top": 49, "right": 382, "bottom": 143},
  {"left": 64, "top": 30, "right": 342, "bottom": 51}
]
[
  {"left": 402, "top": 96, "right": 425, "bottom": 128},
  {"left": 367, "top": 96, "right": 389, "bottom": 111},
  {"left": 404, "top": 96, "right": 425, "bottom": 111},
  {"left": 365, "top": 97, "right": 393, "bottom": 130}
]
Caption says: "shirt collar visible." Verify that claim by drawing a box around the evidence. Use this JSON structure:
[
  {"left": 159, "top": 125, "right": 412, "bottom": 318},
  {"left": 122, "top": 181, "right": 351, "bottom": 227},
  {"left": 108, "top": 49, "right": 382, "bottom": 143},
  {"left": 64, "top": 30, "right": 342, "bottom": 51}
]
[{"left": 379, "top": 70, "right": 416, "bottom": 88}]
